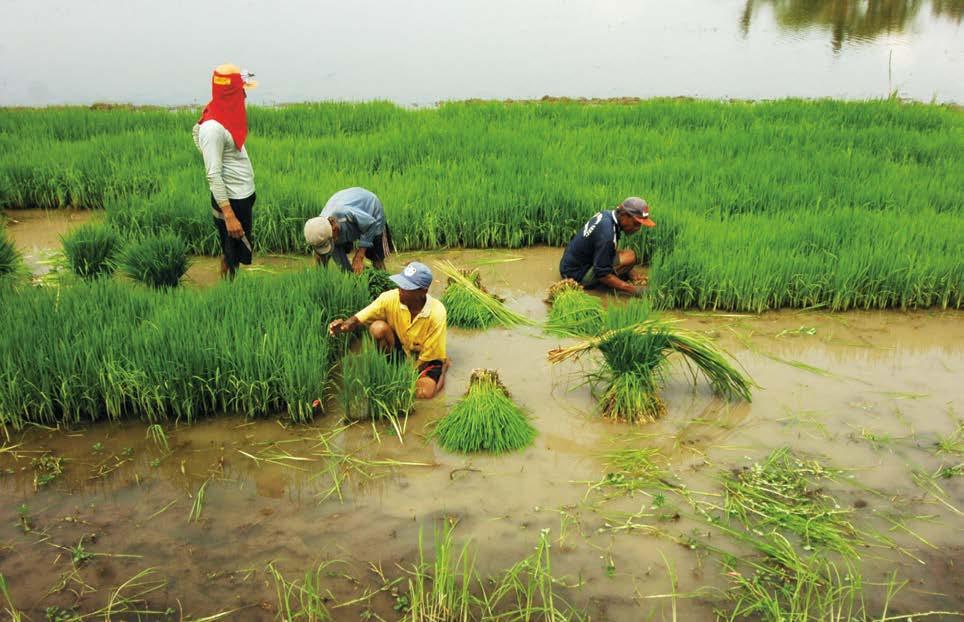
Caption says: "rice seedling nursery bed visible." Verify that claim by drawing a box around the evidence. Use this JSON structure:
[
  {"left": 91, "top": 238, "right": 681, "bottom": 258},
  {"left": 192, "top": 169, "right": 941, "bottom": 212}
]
[{"left": 1, "top": 99, "right": 960, "bottom": 310}]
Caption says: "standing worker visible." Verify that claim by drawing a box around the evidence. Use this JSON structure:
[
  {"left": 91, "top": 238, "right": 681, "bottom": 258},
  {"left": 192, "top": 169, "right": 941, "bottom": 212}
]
[
  {"left": 303, "top": 187, "right": 392, "bottom": 274},
  {"left": 559, "top": 197, "right": 656, "bottom": 295},
  {"left": 328, "top": 262, "right": 448, "bottom": 399},
  {"left": 193, "top": 63, "right": 258, "bottom": 280}
]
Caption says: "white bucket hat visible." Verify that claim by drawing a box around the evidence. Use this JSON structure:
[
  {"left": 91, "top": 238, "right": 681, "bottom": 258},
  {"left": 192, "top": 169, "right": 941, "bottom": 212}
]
[{"left": 304, "top": 216, "right": 334, "bottom": 255}]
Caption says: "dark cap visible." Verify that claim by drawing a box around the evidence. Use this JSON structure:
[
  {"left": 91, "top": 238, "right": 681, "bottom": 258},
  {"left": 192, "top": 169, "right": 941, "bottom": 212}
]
[{"left": 619, "top": 197, "right": 656, "bottom": 228}]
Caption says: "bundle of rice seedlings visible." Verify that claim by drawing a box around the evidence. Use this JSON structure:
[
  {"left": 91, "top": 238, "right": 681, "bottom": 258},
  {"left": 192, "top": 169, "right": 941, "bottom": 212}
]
[
  {"left": 544, "top": 279, "right": 603, "bottom": 337},
  {"left": 341, "top": 338, "right": 418, "bottom": 443},
  {"left": 61, "top": 222, "right": 121, "bottom": 280},
  {"left": 433, "top": 369, "right": 536, "bottom": 454},
  {"left": 548, "top": 312, "right": 752, "bottom": 423},
  {"left": 437, "top": 260, "right": 533, "bottom": 329},
  {"left": 0, "top": 228, "right": 19, "bottom": 280},
  {"left": 120, "top": 232, "right": 190, "bottom": 288},
  {"left": 362, "top": 267, "right": 395, "bottom": 301}
]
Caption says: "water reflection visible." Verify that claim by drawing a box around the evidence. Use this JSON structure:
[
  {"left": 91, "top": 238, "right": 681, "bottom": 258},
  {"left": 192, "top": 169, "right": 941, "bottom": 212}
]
[{"left": 741, "top": 0, "right": 963, "bottom": 51}]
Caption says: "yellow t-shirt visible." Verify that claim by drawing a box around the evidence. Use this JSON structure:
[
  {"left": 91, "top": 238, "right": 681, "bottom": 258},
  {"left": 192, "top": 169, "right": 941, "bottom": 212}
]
[{"left": 355, "top": 290, "right": 447, "bottom": 364}]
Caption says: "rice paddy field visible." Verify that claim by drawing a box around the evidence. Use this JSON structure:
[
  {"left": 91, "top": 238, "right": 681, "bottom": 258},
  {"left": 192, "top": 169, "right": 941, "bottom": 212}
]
[
  {"left": 0, "top": 98, "right": 962, "bottom": 621},
  {"left": 1, "top": 100, "right": 961, "bottom": 310}
]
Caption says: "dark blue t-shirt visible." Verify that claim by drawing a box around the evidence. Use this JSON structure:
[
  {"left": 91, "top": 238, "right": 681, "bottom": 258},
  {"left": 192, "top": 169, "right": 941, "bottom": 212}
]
[{"left": 559, "top": 211, "right": 620, "bottom": 282}]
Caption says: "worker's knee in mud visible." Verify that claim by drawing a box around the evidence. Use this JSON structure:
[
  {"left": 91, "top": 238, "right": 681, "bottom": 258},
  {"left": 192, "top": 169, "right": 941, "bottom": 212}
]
[
  {"left": 415, "top": 377, "right": 437, "bottom": 399},
  {"left": 621, "top": 248, "right": 638, "bottom": 267}
]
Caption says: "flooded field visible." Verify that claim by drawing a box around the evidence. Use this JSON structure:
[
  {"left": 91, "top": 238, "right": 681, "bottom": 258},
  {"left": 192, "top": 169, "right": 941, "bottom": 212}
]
[{"left": 0, "top": 219, "right": 961, "bottom": 619}]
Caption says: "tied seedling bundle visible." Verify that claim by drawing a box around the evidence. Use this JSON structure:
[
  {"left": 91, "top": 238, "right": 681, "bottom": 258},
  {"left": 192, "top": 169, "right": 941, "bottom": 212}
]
[
  {"left": 548, "top": 303, "right": 753, "bottom": 423},
  {"left": 437, "top": 260, "right": 534, "bottom": 329},
  {"left": 341, "top": 337, "right": 418, "bottom": 443},
  {"left": 120, "top": 232, "right": 190, "bottom": 288},
  {"left": 433, "top": 369, "right": 536, "bottom": 454},
  {"left": 544, "top": 279, "right": 604, "bottom": 337},
  {"left": 61, "top": 223, "right": 121, "bottom": 280}
]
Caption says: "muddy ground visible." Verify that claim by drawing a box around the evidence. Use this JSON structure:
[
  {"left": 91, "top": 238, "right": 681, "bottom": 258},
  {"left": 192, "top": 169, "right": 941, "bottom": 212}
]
[{"left": 1, "top": 211, "right": 962, "bottom": 620}]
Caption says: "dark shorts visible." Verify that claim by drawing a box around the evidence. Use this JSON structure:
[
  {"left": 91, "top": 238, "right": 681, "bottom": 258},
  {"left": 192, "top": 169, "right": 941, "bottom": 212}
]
[
  {"left": 211, "top": 192, "right": 255, "bottom": 268},
  {"left": 388, "top": 335, "right": 444, "bottom": 383}
]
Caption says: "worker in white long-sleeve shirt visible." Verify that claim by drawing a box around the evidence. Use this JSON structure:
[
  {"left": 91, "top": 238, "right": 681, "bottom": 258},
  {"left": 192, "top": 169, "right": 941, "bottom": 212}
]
[{"left": 192, "top": 63, "right": 258, "bottom": 280}]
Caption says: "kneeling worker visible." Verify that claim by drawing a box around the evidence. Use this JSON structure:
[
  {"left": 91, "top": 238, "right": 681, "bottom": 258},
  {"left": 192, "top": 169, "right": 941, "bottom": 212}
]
[
  {"left": 328, "top": 262, "right": 448, "bottom": 399},
  {"left": 304, "top": 187, "right": 392, "bottom": 274},
  {"left": 559, "top": 197, "right": 655, "bottom": 296}
]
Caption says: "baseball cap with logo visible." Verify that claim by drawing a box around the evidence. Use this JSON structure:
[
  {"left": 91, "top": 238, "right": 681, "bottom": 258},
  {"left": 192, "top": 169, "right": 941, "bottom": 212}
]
[
  {"left": 620, "top": 197, "right": 656, "bottom": 228},
  {"left": 390, "top": 262, "right": 433, "bottom": 290},
  {"left": 304, "top": 216, "right": 334, "bottom": 255}
]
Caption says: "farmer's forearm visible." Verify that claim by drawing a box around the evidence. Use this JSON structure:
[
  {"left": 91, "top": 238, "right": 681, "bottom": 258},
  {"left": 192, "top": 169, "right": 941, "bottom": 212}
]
[{"left": 599, "top": 273, "right": 634, "bottom": 294}]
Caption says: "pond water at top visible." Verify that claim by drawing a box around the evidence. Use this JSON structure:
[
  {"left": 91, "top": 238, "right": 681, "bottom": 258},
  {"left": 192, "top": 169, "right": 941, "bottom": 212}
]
[{"left": 1, "top": 0, "right": 961, "bottom": 106}]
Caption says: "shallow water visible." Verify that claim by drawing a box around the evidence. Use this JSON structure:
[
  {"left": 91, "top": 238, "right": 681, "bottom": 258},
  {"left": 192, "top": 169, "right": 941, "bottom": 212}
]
[
  {"left": 0, "top": 227, "right": 962, "bottom": 619},
  {"left": 1, "top": 0, "right": 961, "bottom": 106}
]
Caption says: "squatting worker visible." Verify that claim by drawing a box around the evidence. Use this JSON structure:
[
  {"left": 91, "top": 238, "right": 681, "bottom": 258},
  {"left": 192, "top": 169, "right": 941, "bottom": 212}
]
[
  {"left": 328, "top": 262, "right": 448, "bottom": 399},
  {"left": 304, "top": 187, "right": 393, "bottom": 274},
  {"left": 559, "top": 197, "right": 656, "bottom": 296},
  {"left": 193, "top": 63, "right": 258, "bottom": 280}
]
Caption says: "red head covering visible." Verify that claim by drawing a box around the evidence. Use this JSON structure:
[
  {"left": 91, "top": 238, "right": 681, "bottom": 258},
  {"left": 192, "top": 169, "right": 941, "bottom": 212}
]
[{"left": 197, "top": 70, "right": 248, "bottom": 150}]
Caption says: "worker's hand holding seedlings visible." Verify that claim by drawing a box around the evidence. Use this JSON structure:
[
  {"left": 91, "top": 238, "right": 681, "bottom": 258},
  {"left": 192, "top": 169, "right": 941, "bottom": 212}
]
[
  {"left": 559, "top": 197, "right": 656, "bottom": 295},
  {"left": 328, "top": 316, "right": 360, "bottom": 336}
]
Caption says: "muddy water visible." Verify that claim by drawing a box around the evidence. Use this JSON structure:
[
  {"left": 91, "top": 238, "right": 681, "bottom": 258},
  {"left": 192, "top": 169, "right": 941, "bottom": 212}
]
[
  {"left": 3, "top": 209, "right": 99, "bottom": 275},
  {"left": 0, "top": 225, "right": 962, "bottom": 619}
]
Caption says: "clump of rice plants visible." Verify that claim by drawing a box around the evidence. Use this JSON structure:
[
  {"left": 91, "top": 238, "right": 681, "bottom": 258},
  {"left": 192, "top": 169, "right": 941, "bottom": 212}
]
[
  {"left": 433, "top": 369, "right": 536, "bottom": 454},
  {"left": 437, "top": 260, "right": 533, "bottom": 329},
  {"left": 361, "top": 267, "right": 395, "bottom": 301},
  {"left": 0, "top": 228, "right": 20, "bottom": 280},
  {"left": 544, "top": 279, "right": 604, "bottom": 337},
  {"left": 548, "top": 309, "right": 752, "bottom": 423},
  {"left": 120, "top": 232, "right": 190, "bottom": 288},
  {"left": 61, "top": 222, "right": 121, "bottom": 279},
  {"left": 341, "top": 338, "right": 418, "bottom": 442}
]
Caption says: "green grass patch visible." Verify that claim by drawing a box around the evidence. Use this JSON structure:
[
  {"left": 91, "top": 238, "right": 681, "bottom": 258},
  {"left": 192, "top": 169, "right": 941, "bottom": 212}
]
[
  {"left": 0, "top": 227, "right": 20, "bottom": 281},
  {"left": 432, "top": 369, "right": 536, "bottom": 454}
]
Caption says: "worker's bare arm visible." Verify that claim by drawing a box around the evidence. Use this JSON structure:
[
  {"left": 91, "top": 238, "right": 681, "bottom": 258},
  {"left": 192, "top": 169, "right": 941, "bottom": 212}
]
[
  {"left": 598, "top": 273, "right": 638, "bottom": 295},
  {"left": 351, "top": 247, "right": 366, "bottom": 274},
  {"left": 328, "top": 316, "right": 362, "bottom": 336}
]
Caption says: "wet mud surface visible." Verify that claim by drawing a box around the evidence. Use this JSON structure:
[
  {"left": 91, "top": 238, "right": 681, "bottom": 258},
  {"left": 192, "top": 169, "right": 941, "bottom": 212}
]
[{"left": 1, "top": 213, "right": 962, "bottom": 620}]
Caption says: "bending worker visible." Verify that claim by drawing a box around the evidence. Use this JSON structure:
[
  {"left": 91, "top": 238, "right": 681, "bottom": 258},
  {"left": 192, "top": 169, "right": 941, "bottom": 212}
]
[
  {"left": 559, "top": 197, "right": 655, "bottom": 296},
  {"left": 193, "top": 63, "right": 258, "bottom": 280},
  {"left": 328, "top": 262, "right": 448, "bottom": 399},
  {"left": 304, "top": 187, "right": 392, "bottom": 274}
]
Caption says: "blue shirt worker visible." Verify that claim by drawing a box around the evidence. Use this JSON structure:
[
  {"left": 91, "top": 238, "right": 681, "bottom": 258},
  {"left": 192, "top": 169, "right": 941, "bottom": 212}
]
[
  {"left": 303, "top": 187, "right": 392, "bottom": 274},
  {"left": 559, "top": 197, "right": 656, "bottom": 296}
]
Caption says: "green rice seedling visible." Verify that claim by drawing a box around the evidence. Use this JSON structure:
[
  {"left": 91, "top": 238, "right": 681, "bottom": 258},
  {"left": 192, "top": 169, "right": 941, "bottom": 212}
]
[
  {"left": 721, "top": 448, "right": 857, "bottom": 557},
  {"left": 61, "top": 222, "right": 121, "bottom": 279},
  {"left": 437, "top": 260, "right": 534, "bottom": 328},
  {"left": 0, "top": 228, "right": 20, "bottom": 280},
  {"left": 483, "top": 528, "right": 587, "bottom": 622},
  {"left": 267, "top": 561, "right": 334, "bottom": 622},
  {"left": 188, "top": 478, "right": 209, "bottom": 523},
  {"left": 544, "top": 279, "right": 604, "bottom": 337},
  {"left": 432, "top": 369, "right": 536, "bottom": 454},
  {"left": 145, "top": 424, "right": 169, "bottom": 453},
  {"left": 935, "top": 420, "right": 963, "bottom": 455},
  {"left": 0, "top": 574, "right": 24, "bottom": 622},
  {"left": 361, "top": 267, "right": 395, "bottom": 301},
  {"left": 120, "top": 231, "right": 190, "bottom": 288},
  {"left": 340, "top": 337, "right": 418, "bottom": 443},
  {"left": 405, "top": 523, "right": 478, "bottom": 621}
]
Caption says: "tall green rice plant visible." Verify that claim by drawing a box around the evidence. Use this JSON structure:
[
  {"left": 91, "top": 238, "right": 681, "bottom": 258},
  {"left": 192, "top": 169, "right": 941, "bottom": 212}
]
[
  {"left": 433, "top": 369, "right": 536, "bottom": 454},
  {"left": 340, "top": 337, "right": 418, "bottom": 442},
  {"left": 61, "top": 222, "right": 121, "bottom": 279},
  {"left": 362, "top": 267, "right": 395, "bottom": 301},
  {"left": 120, "top": 232, "right": 189, "bottom": 288},
  {"left": 0, "top": 228, "right": 19, "bottom": 280}
]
